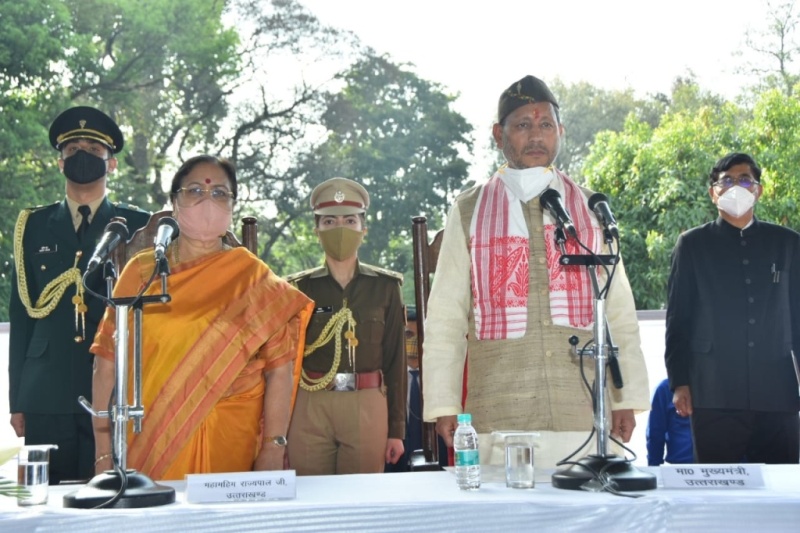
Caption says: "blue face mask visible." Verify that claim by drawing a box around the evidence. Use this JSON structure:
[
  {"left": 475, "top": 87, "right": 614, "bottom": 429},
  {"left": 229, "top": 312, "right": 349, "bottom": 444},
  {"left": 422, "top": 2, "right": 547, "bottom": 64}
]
[{"left": 63, "top": 150, "right": 107, "bottom": 184}]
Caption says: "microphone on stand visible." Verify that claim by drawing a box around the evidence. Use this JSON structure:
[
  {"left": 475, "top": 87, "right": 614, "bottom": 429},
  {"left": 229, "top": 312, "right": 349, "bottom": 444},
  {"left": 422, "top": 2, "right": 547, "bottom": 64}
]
[
  {"left": 154, "top": 217, "right": 180, "bottom": 261},
  {"left": 540, "top": 188, "right": 577, "bottom": 238},
  {"left": 86, "top": 221, "right": 129, "bottom": 273},
  {"left": 588, "top": 193, "right": 619, "bottom": 240}
]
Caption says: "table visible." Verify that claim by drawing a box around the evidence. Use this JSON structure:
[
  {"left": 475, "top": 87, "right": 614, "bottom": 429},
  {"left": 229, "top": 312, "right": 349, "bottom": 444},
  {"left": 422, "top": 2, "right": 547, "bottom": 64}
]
[{"left": 0, "top": 466, "right": 798, "bottom": 532}]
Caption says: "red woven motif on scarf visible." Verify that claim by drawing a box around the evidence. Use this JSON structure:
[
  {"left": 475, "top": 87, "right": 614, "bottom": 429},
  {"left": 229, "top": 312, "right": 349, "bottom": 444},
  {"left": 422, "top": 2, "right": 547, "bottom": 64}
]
[{"left": 488, "top": 236, "right": 529, "bottom": 306}]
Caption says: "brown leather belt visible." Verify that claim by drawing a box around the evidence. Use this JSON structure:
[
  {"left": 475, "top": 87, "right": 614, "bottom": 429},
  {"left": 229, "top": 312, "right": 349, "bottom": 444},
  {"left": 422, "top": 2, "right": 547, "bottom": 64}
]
[{"left": 305, "top": 370, "right": 382, "bottom": 391}]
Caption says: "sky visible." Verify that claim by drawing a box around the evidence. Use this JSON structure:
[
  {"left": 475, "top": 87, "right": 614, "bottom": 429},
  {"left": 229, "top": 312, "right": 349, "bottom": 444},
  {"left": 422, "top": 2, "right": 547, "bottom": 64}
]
[{"left": 298, "top": 0, "right": 770, "bottom": 138}]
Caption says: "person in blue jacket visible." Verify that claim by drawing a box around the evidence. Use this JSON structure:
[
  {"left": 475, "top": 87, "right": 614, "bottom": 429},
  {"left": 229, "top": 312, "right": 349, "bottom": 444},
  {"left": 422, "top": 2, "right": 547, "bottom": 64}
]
[{"left": 646, "top": 378, "right": 693, "bottom": 465}]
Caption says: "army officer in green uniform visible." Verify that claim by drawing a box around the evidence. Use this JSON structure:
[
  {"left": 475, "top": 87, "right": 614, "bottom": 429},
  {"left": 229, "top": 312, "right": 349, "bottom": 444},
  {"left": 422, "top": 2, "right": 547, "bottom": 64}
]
[
  {"left": 287, "top": 177, "right": 406, "bottom": 474},
  {"left": 8, "top": 106, "right": 150, "bottom": 484}
]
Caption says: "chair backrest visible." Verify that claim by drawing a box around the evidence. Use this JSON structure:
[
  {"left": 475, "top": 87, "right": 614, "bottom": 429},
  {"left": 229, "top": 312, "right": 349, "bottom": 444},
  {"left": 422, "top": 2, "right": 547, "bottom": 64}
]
[
  {"left": 410, "top": 215, "right": 444, "bottom": 471},
  {"left": 109, "top": 210, "right": 258, "bottom": 270}
]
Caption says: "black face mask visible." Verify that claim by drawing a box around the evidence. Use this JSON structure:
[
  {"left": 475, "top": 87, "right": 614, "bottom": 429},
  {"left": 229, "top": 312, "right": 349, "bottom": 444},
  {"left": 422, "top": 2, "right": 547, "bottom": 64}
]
[{"left": 62, "top": 150, "right": 107, "bottom": 185}]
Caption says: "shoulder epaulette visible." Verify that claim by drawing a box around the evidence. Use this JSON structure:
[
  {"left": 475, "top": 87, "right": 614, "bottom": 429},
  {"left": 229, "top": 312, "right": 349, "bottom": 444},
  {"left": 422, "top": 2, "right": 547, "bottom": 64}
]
[
  {"left": 23, "top": 201, "right": 59, "bottom": 213},
  {"left": 115, "top": 202, "right": 147, "bottom": 212},
  {"left": 362, "top": 264, "right": 404, "bottom": 284},
  {"left": 285, "top": 266, "right": 324, "bottom": 283}
]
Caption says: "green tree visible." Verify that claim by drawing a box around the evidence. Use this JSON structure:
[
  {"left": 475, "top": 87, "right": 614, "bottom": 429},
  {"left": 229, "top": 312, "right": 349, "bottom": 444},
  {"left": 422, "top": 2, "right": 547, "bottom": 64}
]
[
  {"left": 549, "top": 79, "right": 664, "bottom": 177},
  {"left": 743, "top": 89, "right": 800, "bottom": 231},
  {"left": 584, "top": 102, "right": 745, "bottom": 309},
  {"left": 57, "top": 0, "right": 243, "bottom": 208},
  {"left": 584, "top": 88, "right": 800, "bottom": 309},
  {"left": 261, "top": 55, "right": 472, "bottom": 307},
  {"left": 0, "top": 0, "right": 75, "bottom": 321},
  {"left": 0, "top": 0, "right": 354, "bottom": 320},
  {"left": 738, "top": 0, "right": 800, "bottom": 97}
]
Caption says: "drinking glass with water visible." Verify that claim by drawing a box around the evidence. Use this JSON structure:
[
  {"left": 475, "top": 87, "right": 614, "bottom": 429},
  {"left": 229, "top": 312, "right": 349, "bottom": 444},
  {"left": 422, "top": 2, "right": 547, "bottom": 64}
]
[
  {"left": 17, "top": 444, "right": 58, "bottom": 506},
  {"left": 504, "top": 433, "right": 536, "bottom": 488}
]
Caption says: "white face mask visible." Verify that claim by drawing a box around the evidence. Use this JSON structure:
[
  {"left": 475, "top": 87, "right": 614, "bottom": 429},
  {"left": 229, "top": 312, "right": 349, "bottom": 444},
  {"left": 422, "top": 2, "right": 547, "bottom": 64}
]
[
  {"left": 717, "top": 186, "right": 756, "bottom": 218},
  {"left": 499, "top": 166, "right": 554, "bottom": 202}
]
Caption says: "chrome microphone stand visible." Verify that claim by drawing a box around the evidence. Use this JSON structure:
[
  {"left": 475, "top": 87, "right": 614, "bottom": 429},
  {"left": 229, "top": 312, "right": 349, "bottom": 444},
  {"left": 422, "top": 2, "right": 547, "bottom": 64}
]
[
  {"left": 550, "top": 231, "right": 656, "bottom": 492},
  {"left": 64, "top": 255, "right": 176, "bottom": 508}
]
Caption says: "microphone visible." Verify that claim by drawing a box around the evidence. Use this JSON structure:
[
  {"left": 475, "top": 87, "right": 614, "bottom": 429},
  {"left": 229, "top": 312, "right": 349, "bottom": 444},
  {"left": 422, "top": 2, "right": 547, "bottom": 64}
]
[
  {"left": 86, "top": 221, "right": 129, "bottom": 273},
  {"left": 154, "top": 217, "right": 180, "bottom": 261},
  {"left": 539, "top": 188, "right": 577, "bottom": 237},
  {"left": 588, "top": 193, "right": 619, "bottom": 240},
  {"left": 609, "top": 354, "right": 624, "bottom": 389}
]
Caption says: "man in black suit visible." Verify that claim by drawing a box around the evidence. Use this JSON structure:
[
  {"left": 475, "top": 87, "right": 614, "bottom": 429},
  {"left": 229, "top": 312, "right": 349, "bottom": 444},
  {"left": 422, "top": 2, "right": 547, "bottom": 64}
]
[
  {"left": 665, "top": 152, "right": 800, "bottom": 464},
  {"left": 8, "top": 106, "right": 150, "bottom": 483},
  {"left": 384, "top": 306, "right": 423, "bottom": 472}
]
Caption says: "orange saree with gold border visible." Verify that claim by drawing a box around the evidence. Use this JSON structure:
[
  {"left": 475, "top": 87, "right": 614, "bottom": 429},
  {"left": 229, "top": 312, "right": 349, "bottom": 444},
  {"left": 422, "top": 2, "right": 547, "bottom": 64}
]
[{"left": 91, "top": 247, "right": 312, "bottom": 480}]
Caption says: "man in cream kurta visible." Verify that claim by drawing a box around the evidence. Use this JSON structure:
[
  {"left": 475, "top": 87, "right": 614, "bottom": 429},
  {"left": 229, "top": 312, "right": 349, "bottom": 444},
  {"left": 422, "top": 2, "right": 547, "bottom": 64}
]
[{"left": 422, "top": 75, "right": 649, "bottom": 469}]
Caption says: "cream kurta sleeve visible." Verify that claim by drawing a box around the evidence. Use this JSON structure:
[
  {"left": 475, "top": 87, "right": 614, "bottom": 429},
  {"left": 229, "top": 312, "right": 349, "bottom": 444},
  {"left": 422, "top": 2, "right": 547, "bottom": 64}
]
[
  {"left": 604, "top": 256, "right": 651, "bottom": 412},
  {"left": 422, "top": 201, "right": 472, "bottom": 422}
]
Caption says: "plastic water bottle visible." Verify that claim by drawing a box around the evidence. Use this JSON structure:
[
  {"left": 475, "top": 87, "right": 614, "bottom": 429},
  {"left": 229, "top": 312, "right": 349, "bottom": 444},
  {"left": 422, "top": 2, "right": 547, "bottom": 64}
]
[{"left": 453, "top": 413, "right": 480, "bottom": 490}]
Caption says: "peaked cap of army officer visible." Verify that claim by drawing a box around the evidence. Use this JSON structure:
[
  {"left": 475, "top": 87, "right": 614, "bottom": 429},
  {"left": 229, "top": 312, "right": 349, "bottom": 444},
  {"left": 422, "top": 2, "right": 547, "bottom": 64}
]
[
  {"left": 497, "top": 75, "right": 559, "bottom": 124},
  {"left": 310, "top": 177, "right": 370, "bottom": 215},
  {"left": 49, "top": 105, "right": 124, "bottom": 154}
]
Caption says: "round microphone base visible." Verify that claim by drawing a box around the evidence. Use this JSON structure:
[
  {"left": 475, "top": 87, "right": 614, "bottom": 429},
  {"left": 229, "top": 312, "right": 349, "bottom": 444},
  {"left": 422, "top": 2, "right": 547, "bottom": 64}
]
[
  {"left": 551, "top": 454, "right": 657, "bottom": 492},
  {"left": 63, "top": 469, "right": 176, "bottom": 509}
]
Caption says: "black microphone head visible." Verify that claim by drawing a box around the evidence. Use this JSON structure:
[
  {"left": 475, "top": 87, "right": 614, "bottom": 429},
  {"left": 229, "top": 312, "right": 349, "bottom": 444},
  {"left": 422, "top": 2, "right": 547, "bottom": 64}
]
[
  {"left": 158, "top": 216, "right": 180, "bottom": 238},
  {"left": 106, "top": 220, "right": 130, "bottom": 241},
  {"left": 539, "top": 188, "right": 562, "bottom": 210},
  {"left": 588, "top": 192, "right": 609, "bottom": 211},
  {"left": 86, "top": 220, "right": 129, "bottom": 272},
  {"left": 539, "top": 188, "right": 576, "bottom": 237}
]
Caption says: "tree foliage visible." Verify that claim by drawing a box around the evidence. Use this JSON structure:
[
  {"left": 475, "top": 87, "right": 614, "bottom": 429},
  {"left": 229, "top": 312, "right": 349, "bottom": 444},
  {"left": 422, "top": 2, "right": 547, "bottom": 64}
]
[
  {"left": 0, "top": 0, "right": 354, "bottom": 320},
  {"left": 0, "top": 0, "right": 472, "bottom": 319},
  {"left": 261, "top": 55, "right": 473, "bottom": 308},
  {"left": 548, "top": 79, "right": 664, "bottom": 177},
  {"left": 0, "top": 0, "right": 75, "bottom": 320},
  {"left": 583, "top": 83, "right": 800, "bottom": 309},
  {"left": 738, "top": 1, "right": 800, "bottom": 97},
  {"left": 6, "top": 0, "right": 800, "bottom": 323}
]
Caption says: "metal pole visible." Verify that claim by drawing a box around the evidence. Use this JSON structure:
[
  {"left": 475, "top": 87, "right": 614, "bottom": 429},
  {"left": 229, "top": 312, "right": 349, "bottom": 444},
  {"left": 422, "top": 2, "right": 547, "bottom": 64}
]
[
  {"left": 593, "top": 296, "right": 608, "bottom": 456},
  {"left": 114, "top": 305, "right": 129, "bottom": 471},
  {"left": 132, "top": 307, "right": 143, "bottom": 434}
]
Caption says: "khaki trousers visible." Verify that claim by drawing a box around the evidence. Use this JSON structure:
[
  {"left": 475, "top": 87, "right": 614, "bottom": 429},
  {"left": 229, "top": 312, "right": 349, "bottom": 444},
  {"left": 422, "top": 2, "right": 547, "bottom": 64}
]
[{"left": 288, "top": 388, "right": 388, "bottom": 475}]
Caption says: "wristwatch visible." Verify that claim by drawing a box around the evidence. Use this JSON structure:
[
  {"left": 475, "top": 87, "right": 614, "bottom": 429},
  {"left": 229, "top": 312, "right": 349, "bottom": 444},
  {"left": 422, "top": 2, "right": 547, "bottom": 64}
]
[{"left": 268, "top": 435, "right": 288, "bottom": 447}]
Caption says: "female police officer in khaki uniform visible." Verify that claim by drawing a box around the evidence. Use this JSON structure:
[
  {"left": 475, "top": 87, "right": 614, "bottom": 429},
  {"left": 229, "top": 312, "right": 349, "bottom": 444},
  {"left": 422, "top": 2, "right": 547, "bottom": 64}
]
[{"left": 286, "top": 177, "right": 406, "bottom": 474}]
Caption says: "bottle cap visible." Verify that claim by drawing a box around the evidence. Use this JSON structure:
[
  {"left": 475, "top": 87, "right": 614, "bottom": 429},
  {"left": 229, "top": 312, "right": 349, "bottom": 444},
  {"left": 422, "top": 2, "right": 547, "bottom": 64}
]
[{"left": 457, "top": 413, "right": 472, "bottom": 424}]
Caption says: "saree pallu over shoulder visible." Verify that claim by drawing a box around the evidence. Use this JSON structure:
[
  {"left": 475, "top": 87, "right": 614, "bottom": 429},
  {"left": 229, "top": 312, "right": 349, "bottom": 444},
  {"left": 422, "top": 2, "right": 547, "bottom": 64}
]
[{"left": 95, "top": 247, "right": 312, "bottom": 480}]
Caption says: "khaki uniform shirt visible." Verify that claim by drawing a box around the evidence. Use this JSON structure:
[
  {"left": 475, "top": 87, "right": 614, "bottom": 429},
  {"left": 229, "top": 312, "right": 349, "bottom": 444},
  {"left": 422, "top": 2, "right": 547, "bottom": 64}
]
[{"left": 289, "top": 262, "right": 406, "bottom": 439}]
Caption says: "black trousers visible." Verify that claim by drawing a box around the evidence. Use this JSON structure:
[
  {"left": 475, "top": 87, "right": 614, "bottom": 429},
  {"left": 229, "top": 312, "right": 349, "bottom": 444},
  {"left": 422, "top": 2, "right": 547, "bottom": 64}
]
[
  {"left": 24, "top": 413, "right": 95, "bottom": 485},
  {"left": 691, "top": 408, "right": 800, "bottom": 464}
]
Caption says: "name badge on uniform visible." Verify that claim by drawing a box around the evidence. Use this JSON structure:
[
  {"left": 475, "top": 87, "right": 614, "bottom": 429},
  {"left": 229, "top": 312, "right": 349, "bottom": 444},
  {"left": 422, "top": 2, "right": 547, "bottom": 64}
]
[
  {"left": 37, "top": 244, "right": 58, "bottom": 254},
  {"left": 313, "top": 306, "right": 333, "bottom": 314}
]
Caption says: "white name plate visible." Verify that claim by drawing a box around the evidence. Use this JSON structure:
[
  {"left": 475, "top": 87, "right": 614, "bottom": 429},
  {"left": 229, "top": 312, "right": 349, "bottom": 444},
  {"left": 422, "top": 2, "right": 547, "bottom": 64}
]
[
  {"left": 185, "top": 470, "right": 296, "bottom": 503},
  {"left": 661, "top": 464, "right": 764, "bottom": 489}
]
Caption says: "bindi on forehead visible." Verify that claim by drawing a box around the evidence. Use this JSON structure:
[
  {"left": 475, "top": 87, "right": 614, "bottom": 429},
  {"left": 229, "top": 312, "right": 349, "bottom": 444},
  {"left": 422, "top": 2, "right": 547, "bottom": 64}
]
[{"left": 205, "top": 178, "right": 212, "bottom": 184}]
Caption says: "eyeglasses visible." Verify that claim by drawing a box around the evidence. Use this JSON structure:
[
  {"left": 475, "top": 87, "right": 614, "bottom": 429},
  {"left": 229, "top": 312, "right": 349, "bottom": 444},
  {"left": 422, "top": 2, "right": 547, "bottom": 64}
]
[
  {"left": 176, "top": 187, "right": 235, "bottom": 207},
  {"left": 713, "top": 175, "right": 759, "bottom": 190}
]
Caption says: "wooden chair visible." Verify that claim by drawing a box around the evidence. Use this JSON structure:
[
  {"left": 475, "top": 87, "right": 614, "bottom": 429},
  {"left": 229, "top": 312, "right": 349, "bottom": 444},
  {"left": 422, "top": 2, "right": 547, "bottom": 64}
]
[
  {"left": 110, "top": 210, "right": 258, "bottom": 269},
  {"left": 409, "top": 215, "right": 445, "bottom": 471}
]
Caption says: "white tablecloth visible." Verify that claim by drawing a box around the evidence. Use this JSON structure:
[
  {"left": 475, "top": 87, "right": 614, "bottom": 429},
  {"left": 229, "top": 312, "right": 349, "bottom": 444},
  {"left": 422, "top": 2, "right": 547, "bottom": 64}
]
[{"left": 0, "top": 466, "right": 798, "bottom": 532}]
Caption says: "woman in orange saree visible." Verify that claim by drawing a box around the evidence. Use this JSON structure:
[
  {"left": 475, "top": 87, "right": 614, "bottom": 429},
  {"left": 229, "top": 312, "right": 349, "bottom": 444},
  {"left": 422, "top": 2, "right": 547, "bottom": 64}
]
[{"left": 91, "top": 156, "right": 312, "bottom": 480}]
